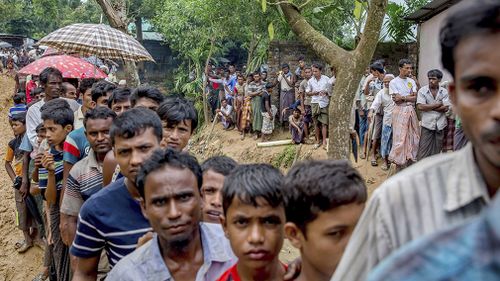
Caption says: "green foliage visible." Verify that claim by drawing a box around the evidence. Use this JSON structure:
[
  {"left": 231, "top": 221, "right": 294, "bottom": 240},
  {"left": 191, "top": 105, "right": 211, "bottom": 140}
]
[
  {"left": 385, "top": 0, "right": 430, "bottom": 43},
  {"left": 271, "top": 145, "right": 297, "bottom": 169}
]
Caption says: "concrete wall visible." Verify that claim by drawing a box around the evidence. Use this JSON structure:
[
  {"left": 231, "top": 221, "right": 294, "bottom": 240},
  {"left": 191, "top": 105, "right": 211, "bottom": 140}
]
[{"left": 418, "top": 9, "right": 454, "bottom": 84}]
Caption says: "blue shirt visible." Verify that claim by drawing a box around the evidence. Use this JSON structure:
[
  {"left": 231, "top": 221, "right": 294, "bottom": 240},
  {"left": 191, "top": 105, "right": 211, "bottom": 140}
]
[
  {"left": 367, "top": 194, "right": 500, "bottom": 281},
  {"left": 19, "top": 133, "right": 32, "bottom": 152},
  {"left": 107, "top": 223, "right": 237, "bottom": 281},
  {"left": 70, "top": 178, "right": 152, "bottom": 267},
  {"left": 63, "top": 127, "right": 89, "bottom": 165},
  {"left": 9, "top": 103, "right": 27, "bottom": 119}
]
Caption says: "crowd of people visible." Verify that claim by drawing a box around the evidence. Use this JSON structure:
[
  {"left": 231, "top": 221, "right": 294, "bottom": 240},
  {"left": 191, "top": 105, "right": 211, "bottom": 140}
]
[{"left": 2, "top": 0, "right": 500, "bottom": 281}]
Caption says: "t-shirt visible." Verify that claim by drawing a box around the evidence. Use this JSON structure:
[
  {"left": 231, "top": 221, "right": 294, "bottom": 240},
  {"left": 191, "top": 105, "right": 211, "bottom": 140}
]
[
  {"left": 5, "top": 136, "right": 24, "bottom": 176},
  {"left": 70, "top": 178, "right": 152, "bottom": 268},
  {"left": 9, "top": 104, "right": 27, "bottom": 119},
  {"left": 389, "top": 76, "right": 417, "bottom": 97},
  {"left": 63, "top": 127, "right": 90, "bottom": 165},
  {"left": 216, "top": 263, "right": 287, "bottom": 281},
  {"left": 261, "top": 91, "right": 271, "bottom": 113},
  {"left": 38, "top": 148, "right": 64, "bottom": 191}
]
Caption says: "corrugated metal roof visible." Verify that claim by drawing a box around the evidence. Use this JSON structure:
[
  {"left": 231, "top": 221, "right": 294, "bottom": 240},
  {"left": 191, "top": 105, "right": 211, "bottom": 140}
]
[{"left": 406, "top": 0, "right": 462, "bottom": 22}]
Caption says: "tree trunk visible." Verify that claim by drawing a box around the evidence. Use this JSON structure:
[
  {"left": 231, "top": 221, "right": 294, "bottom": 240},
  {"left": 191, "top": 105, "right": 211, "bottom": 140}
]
[
  {"left": 95, "top": 0, "right": 140, "bottom": 86},
  {"left": 202, "top": 39, "right": 216, "bottom": 124},
  {"left": 279, "top": 1, "right": 387, "bottom": 160}
]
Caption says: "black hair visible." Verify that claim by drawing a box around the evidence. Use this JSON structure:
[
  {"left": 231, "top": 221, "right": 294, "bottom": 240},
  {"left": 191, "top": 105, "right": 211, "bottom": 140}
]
[
  {"left": 311, "top": 63, "right": 323, "bottom": 71},
  {"left": 130, "top": 86, "right": 165, "bottom": 107},
  {"left": 31, "top": 87, "right": 44, "bottom": 98},
  {"left": 39, "top": 67, "right": 62, "bottom": 85},
  {"left": 427, "top": 69, "right": 443, "bottom": 80},
  {"left": 91, "top": 80, "right": 116, "bottom": 103},
  {"left": 136, "top": 148, "right": 202, "bottom": 199},
  {"left": 109, "top": 107, "right": 163, "bottom": 145},
  {"left": 222, "top": 164, "right": 284, "bottom": 214},
  {"left": 62, "top": 82, "right": 75, "bottom": 94},
  {"left": 265, "top": 82, "right": 274, "bottom": 89},
  {"left": 156, "top": 95, "right": 198, "bottom": 133},
  {"left": 252, "top": 71, "right": 261, "bottom": 77},
  {"left": 35, "top": 123, "right": 45, "bottom": 133},
  {"left": 11, "top": 112, "right": 26, "bottom": 124},
  {"left": 79, "top": 78, "right": 99, "bottom": 95},
  {"left": 201, "top": 156, "right": 238, "bottom": 177},
  {"left": 298, "top": 55, "right": 305, "bottom": 61},
  {"left": 13, "top": 93, "right": 25, "bottom": 104},
  {"left": 282, "top": 63, "right": 290, "bottom": 69},
  {"left": 41, "top": 99, "right": 74, "bottom": 127},
  {"left": 83, "top": 106, "right": 117, "bottom": 129},
  {"left": 440, "top": 0, "right": 500, "bottom": 78},
  {"left": 398, "top": 58, "right": 412, "bottom": 68},
  {"left": 282, "top": 160, "right": 367, "bottom": 235},
  {"left": 108, "top": 87, "right": 132, "bottom": 108},
  {"left": 292, "top": 108, "right": 301, "bottom": 114},
  {"left": 370, "top": 63, "right": 385, "bottom": 74}
]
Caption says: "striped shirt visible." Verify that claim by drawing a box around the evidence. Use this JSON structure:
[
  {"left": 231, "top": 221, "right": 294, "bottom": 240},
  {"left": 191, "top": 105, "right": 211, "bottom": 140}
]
[
  {"left": 38, "top": 148, "right": 64, "bottom": 191},
  {"left": 63, "top": 127, "right": 89, "bottom": 165},
  {"left": 330, "top": 143, "right": 491, "bottom": 281},
  {"left": 60, "top": 149, "right": 103, "bottom": 217},
  {"left": 70, "top": 178, "right": 152, "bottom": 267},
  {"left": 8, "top": 103, "right": 27, "bottom": 119}
]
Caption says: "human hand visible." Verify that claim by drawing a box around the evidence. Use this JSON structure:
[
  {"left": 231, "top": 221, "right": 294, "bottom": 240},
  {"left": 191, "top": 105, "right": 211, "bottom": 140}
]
[
  {"left": 392, "top": 94, "right": 404, "bottom": 104},
  {"left": 19, "top": 179, "right": 29, "bottom": 199},
  {"left": 284, "top": 258, "right": 301, "bottom": 280},
  {"left": 41, "top": 152, "right": 55, "bottom": 171},
  {"left": 34, "top": 153, "right": 43, "bottom": 168}
]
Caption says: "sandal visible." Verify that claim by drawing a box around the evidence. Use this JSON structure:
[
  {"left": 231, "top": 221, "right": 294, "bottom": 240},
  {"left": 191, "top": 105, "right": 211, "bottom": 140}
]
[
  {"left": 381, "top": 163, "right": 389, "bottom": 171},
  {"left": 371, "top": 159, "right": 378, "bottom": 166},
  {"left": 32, "top": 272, "right": 48, "bottom": 281},
  {"left": 14, "top": 240, "right": 24, "bottom": 250},
  {"left": 17, "top": 241, "right": 33, "bottom": 253},
  {"left": 313, "top": 143, "right": 321, "bottom": 149}
]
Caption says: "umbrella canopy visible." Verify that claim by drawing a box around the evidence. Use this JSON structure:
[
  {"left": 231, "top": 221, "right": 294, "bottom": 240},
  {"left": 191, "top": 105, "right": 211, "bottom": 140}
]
[
  {"left": 19, "top": 54, "right": 107, "bottom": 79},
  {"left": 38, "top": 23, "right": 154, "bottom": 62}
]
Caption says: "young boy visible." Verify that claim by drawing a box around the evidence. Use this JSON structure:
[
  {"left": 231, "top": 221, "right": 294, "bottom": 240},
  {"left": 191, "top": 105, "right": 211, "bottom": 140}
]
[
  {"left": 218, "top": 164, "right": 287, "bottom": 281},
  {"left": 4, "top": 113, "right": 35, "bottom": 253},
  {"left": 216, "top": 98, "right": 234, "bottom": 130},
  {"left": 9, "top": 93, "right": 27, "bottom": 120},
  {"left": 200, "top": 156, "right": 238, "bottom": 224},
  {"left": 261, "top": 83, "right": 278, "bottom": 141},
  {"left": 38, "top": 99, "right": 74, "bottom": 281},
  {"left": 282, "top": 160, "right": 367, "bottom": 281},
  {"left": 289, "top": 108, "right": 304, "bottom": 144}
]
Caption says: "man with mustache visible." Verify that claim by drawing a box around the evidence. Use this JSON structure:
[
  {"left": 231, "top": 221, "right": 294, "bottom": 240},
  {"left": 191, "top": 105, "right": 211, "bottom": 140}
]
[{"left": 330, "top": 1, "right": 500, "bottom": 280}]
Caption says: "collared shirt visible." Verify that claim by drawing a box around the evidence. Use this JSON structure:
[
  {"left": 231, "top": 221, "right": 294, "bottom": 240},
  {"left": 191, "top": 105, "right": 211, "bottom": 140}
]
[
  {"left": 330, "top": 143, "right": 491, "bottom": 281},
  {"left": 74, "top": 106, "right": 85, "bottom": 130},
  {"left": 106, "top": 223, "right": 237, "bottom": 281},
  {"left": 417, "top": 85, "right": 451, "bottom": 131},
  {"left": 368, "top": 193, "right": 500, "bottom": 281},
  {"left": 371, "top": 88, "right": 395, "bottom": 127},
  {"left": 60, "top": 149, "right": 104, "bottom": 216},
  {"left": 63, "top": 127, "right": 90, "bottom": 165},
  {"left": 389, "top": 76, "right": 417, "bottom": 97},
  {"left": 306, "top": 75, "right": 331, "bottom": 108}
]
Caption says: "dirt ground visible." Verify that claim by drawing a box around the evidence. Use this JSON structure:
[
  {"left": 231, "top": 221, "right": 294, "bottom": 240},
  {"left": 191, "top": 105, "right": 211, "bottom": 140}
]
[{"left": 0, "top": 76, "right": 389, "bottom": 279}]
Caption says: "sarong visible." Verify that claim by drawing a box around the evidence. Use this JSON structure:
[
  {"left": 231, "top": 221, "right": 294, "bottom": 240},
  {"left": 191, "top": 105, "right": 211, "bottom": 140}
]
[
  {"left": 251, "top": 96, "right": 263, "bottom": 132},
  {"left": 290, "top": 121, "right": 304, "bottom": 144},
  {"left": 312, "top": 103, "right": 329, "bottom": 125},
  {"left": 454, "top": 126, "right": 469, "bottom": 151},
  {"left": 417, "top": 127, "right": 444, "bottom": 160},
  {"left": 49, "top": 203, "right": 71, "bottom": 281},
  {"left": 235, "top": 95, "right": 244, "bottom": 131},
  {"left": 261, "top": 105, "right": 278, "bottom": 135},
  {"left": 372, "top": 113, "right": 383, "bottom": 140},
  {"left": 240, "top": 97, "right": 252, "bottom": 130},
  {"left": 381, "top": 125, "right": 393, "bottom": 158},
  {"left": 442, "top": 117, "right": 455, "bottom": 152},
  {"left": 280, "top": 90, "right": 295, "bottom": 122},
  {"left": 389, "top": 105, "right": 420, "bottom": 166},
  {"left": 303, "top": 105, "right": 312, "bottom": 124}
]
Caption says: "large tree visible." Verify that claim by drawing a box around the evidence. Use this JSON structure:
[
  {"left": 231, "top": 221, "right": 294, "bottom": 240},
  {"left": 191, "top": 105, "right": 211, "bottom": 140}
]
[{"left": 277, "top": 0, "right": 387, "bottom": 159}]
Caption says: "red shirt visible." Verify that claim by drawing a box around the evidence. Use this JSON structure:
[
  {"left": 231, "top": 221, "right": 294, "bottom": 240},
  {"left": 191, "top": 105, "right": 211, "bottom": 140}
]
[
  {"left": 216, "top": 263, "right": 288, "bottom": 281},
  {"left": 25, "top": 80, "right": 37, "bottom": 103}
]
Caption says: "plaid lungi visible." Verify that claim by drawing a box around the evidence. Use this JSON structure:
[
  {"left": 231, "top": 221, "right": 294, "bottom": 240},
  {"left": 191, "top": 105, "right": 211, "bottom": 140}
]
[
  {"left": 442, "top": 117, "right": 455, "bottom": 152},
  {"left": 240, "top": 96, "right": 252, "bottom": 130},
  {"left": 389, "top": 105, "right": 420, "bottom": 166}
]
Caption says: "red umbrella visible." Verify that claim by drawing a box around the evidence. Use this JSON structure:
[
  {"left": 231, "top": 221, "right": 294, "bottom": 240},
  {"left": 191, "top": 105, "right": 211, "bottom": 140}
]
[{"left": 19, "top": 54, "right": 107, "bottom": 79}]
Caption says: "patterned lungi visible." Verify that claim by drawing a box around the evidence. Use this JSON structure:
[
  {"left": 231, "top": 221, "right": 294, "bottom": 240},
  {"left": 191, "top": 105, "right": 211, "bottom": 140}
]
[{"left": 389, "top": 104, "right": 420, "bottom": 166}]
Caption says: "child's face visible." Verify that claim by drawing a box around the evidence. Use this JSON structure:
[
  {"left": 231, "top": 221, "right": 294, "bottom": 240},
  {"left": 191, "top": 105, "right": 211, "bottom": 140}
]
[
  {"left": 43, "top": 120, "right": 72, "bottom": 147},
  {"left": 161, "top": 119, "right": 192, "bottom": 151},
  {"left": 11, "top": 121, "right": 26, "bottom": 136},
  {"left": 200, "top": 170, "right": 225, "bottom": 224},
  {"left": 287, "top": 203, "right": 364, "bottom": 279},
  {"left": 293, "top": 111, "right": 300, "bottom": 118},
  {"left": 222, "top": 197, "right": 285, "bottom": 270},
  {"left": 37, "top": 130, "right": 46, "bottom": 144}
]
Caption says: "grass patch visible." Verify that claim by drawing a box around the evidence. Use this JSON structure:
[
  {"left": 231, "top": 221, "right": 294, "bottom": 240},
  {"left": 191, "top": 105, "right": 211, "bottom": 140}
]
[{"left": 271, "top": 145, "right": 297, "bottom": 169}]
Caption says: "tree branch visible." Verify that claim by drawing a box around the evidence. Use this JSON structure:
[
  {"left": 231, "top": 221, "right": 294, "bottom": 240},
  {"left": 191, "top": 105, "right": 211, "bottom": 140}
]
[
  {"left": 278, "top": 3, "right": 350, "bottom": 67},
  {"left": 354, "top": 0, "right": 388, "bottom": 59}
]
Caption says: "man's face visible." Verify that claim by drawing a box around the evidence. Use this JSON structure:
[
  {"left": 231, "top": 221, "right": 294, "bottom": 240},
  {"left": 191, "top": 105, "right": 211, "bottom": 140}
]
[
  {"left": 11, "top": 120, "right": 25, "bottom": 136},
  {"left": 161, "top": 119, "right": 192, "bottom": 151},
  {"left": 201, "top": 170, "right": 225, "bottom": 224},
  {"left": 237, "top": 77, "right": 244, "bottom": 85},
  {"left": 229, "top": 65, "right": 235, "bottom": 74},
  {"left": 44, "top": 74, "right": 62, "bottom": 100},
  {"left": 299, "top": 60, "right": 305, "bottom": 68},
  {"left": 141, "top": 165, "right": 202, "bottom": 250},
  {"left": 111, "top": 100, "right": 131, "bottom": 116},
  {"left": 82, "top": 89, "right": 94, "bottom": 110},
  {"left": 312, "top": 67, "right": 321, "bottom": 79},
  {"left": 282, "top": 67, "right": 289, "bottom": 74},
  {"left": 450, "top": 33, "right": 500, "bottom": 168},
  {"left": 63, "top": 83, "right": 77, "bottom": 100},
  {"left": 304, "top": 68, "right": 312, "bottom": 79},
  {"left": 383, "top": 76, "right": 394, "bottom": 89},
  {"left": 43, "top": 119, "right": 72, "bottom": 147},
  {"left": 222, "top": 197, "right": 285, "bottom": 270},
  {"left": 114, "top": 128, "right": 160, "bottom": 182},
  {"left": 253, "top": 74, "right": 261, "bottom": 83},
  {"left": 260, "top": 72, "right": 267, "bottom": 80},
  {"left": 96, "top": 92, "right": 112, "bottom": 108},
  {"left": 289, "top": 203, "right": 364, "bottom": 279},
  {"left": 134, "top": 98, "right": 159, "bottom": 112},
  {"left": 85, "top": 117, "right": 113, "bottom": 155},
  {"left": 399, "top": 64, "right": 413, "bottom": 78},
  {"left": 221, "top": 100, "right": 227, "bottom": 108},
  {"left": 428, "top": 76, "right": 440, "bottom": 89}
]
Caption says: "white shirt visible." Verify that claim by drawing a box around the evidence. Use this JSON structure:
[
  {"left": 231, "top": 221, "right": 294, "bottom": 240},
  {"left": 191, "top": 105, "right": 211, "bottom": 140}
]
[
  {"left": 389, "top": 76, "right": 417, "bottom": 97},
  {"left": 278, "top": 72, "right": 294, "bottom": 91},
  {"left": 417, "top": 85, "right": 451, "bottom": 131},
  {"left": 370, "top": 88, "right": 395, "bottom": 127},
  {"left": 306, "top": 75, "right": 331, "bottom": 108}
]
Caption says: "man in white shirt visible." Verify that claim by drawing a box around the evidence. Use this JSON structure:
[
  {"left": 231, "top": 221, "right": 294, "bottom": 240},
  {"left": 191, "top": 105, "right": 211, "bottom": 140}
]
[
  {"left": 416, "top": 69, "right": 451, "bottom": 160},
  {"left": 306, "top": 63, "right": 331, "bottom": 149},
  {"left": 388, "top": 59, "right": 420, "bottom": 170}
]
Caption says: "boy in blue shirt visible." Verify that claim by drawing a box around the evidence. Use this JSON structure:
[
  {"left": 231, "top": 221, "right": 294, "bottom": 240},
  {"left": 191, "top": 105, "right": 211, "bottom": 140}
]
[{"left": 9, "top": 93, "right": 27, "bottom": 120}]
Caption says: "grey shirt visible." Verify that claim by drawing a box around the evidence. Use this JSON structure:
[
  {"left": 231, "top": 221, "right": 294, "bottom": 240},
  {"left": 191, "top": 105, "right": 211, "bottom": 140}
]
[
  {"left": 331, "top": 143, "right": 491, "bottom": 281},
  {"left": 107, "top": 223, "right": 237, "bottom": 281},
  {"left": 417, "top": 85, "right": 451, "bottom": 131}
]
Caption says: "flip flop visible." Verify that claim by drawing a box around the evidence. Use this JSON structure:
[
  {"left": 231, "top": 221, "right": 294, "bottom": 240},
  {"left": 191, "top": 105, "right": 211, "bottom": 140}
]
[
  {"left": 371, "top": 160, "right": 378, "bottom": 166},
  {"left": 17, "top": 241, "right": 33, "bottom": 253},
  {"left": 381, "top": 163, "right": 389, "bottom": 171},
  {"left": 32, "top": 272, "right": 48, "bottom": 281},
  {"left": 313, "top": 143, "right": 321, "bottom": 149},
  {"left": 14, "top": 240, "right": 24, "bottom": 250}
]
